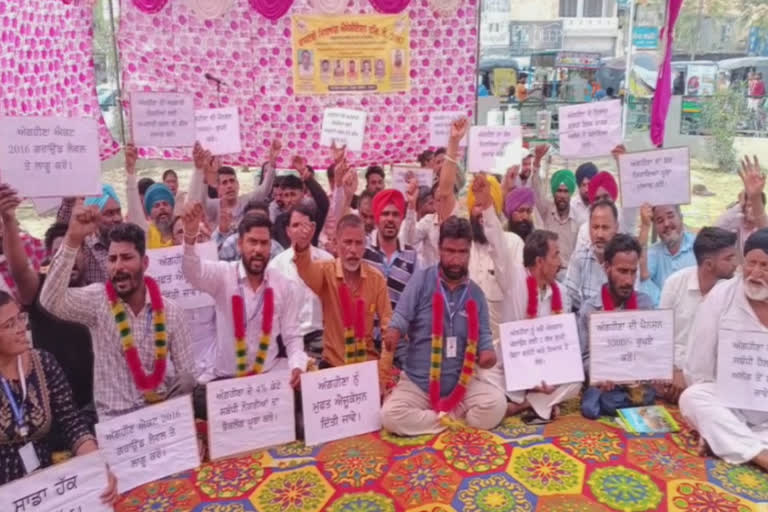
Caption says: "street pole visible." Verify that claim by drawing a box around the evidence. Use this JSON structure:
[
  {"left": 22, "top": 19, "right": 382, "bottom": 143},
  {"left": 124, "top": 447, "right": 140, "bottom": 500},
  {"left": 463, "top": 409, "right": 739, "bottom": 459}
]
[{"left": 621, "top": 0, "right": 636, "bottom": 140}]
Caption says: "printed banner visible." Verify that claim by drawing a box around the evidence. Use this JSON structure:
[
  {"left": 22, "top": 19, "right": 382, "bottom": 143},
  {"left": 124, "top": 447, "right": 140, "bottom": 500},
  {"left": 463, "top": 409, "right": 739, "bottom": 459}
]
[
  {"left": 716, "top": 328, "right": 768, "bottom": 412},
  {"left": 292, "top": 14, "right": 410, "bottom": 95},
  {"left": 146, "top": 242, "right": 217, "bottom": 310},
  {"left": 0, "top": 452, "right": 110, "bottom": 512},
  {"left": 206, "top": 371, "right": 296, "bottom": 460}
]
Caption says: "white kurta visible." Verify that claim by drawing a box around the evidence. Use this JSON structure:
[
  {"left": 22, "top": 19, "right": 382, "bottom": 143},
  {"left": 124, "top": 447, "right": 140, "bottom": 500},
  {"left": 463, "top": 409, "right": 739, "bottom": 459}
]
[
  {"left": 659, "top": 266, "right": 705, "bottom": 370},
  {"left": 680, "top": 275, "right": 768, "bottom": 464}
]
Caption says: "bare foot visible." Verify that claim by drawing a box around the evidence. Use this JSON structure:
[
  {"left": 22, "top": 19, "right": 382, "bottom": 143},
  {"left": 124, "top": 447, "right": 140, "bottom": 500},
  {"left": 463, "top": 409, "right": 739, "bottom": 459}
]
[
  {"left": 506, "top": 401, "right": 531, "bottom": 417},
  {"left": 753, "top": 450, "right": 768, "bottom": 471}
]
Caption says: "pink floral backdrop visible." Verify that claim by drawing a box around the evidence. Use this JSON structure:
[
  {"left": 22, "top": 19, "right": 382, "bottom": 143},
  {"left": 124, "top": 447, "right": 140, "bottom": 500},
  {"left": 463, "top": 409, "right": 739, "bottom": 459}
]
[
  {"left": 0, "top": 0, "right": 120, "bottom": 160},
  {"left": 118, "top": 0, "right": 478, "bottom": 167}
]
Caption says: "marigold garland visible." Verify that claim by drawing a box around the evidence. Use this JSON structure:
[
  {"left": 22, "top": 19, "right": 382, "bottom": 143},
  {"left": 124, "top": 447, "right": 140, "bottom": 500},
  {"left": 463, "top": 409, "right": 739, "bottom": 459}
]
[
  {"left": 106, "top": 277, "right": 167, "bottom": 401},
  {"left": 232, "top": 287, "right": 274, "bottom": 377},
  {"left": 601, "top": 284, "right": 638, "bottom": 311},
  {"left": 526, "top": 275, "right": 563, "bottom": 318}
]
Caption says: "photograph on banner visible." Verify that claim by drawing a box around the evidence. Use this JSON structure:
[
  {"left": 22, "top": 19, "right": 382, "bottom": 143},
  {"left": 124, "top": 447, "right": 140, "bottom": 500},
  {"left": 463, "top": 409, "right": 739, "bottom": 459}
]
[
  {"left": 618, "top": 147, "right": 691, "bottom": 209},
  {"left": 319, "top": 108, "right": 367, "bottom": 152},
  {"left": 716, "top": 328, "right": 768, "bottom": 412},
  {"left": 95, "top": 396, "right": 200, "bottom": 493},
  {"left": 292, "top": 14, "right": 410, "bottom": 95},
  {"left": 499, "top": 314, "right": 585, "bottom": 392},
  {"left": 558, "top": 100, "right": 622, "bottom": 158},
  {"left": 194, "top": 107, "right": 242, "bottom": 156},
  {"left": 146, "top": 241, "right": 217, "bottom": 310},
  {"left": 130, "top": 92, "right": 195, "bottom": 148},
  {"left": 206, "top": 371, "right": 295, "bottom": 460},
  {"left": 467, "top": 125, "right": 523, "bottom": 174},
  {"left": 589, "top": 309, "right": 674, "bottom": 384},
  {"left": 391, "top": 165, "right": 433, "bottom": 194},
  {"left": 0, "top": 452, "right": 110, "bottom": 512},
  {"left": 0, "top": 117, "right": 101, "bottom": 198},
  {"left": 301, "top": 360, "right": 381, "bottom": 446},
  {"left": 428, "top": 111, "right": 469, "bottom": 147}
]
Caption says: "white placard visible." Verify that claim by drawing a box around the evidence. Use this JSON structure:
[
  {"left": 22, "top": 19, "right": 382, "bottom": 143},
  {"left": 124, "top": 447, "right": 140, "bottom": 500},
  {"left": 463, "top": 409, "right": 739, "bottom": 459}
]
[
  {"left": 194, "top": 107, "right": 242, "bottom": 156},
  {"left": 0, "top": 117, "right": 101, "bottom": 198},
  {"left": 30, "top": 197, "right": 61, "bottom": 216},
  {"left": 428, "top": 111, "right": 468, "bottom": 147},
  {"left": 468, "top": 125, "right": 522, "bottom": 174},
  {"left": 716, "top": 328, "right": 768, "bottom": 412},
  {"left": 146, "top": 242, "right": 217, "bottom": 309},
  {"left": 130, "top": 92, "right": 195, "bottom": 147},
  {"left": 391, "top": 165, "right": 433, "bottom": 194},
  {"left": 319, "top": 108, "right": 367, "bottom": 152},
  {"left": 500, "top": 314, "right": 585, "bottom": 392},
  {"left": 301, "top": 360, "right": 381, "bottom": 446},
  {"left": 0, "top": 452, "right": 110, "bottom": 512},
  {"left": 206, "top": 371, "right": 295, "bottom": 460},
  {"left": 95, "top": 396, "right": 200, "bottom": 493},
  {"left": 589, "top": 309, "right": 674, "bottom": 383},
  {"left": 618, "top": 147, "right": 691, "bottom": 208},
  {"left": 558, "top": 100, "right": 622, "bottom": 158}
]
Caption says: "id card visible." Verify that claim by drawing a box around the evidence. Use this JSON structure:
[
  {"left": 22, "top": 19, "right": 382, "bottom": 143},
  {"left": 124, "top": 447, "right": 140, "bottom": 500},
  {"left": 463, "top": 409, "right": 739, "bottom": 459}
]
[
  {"left": 19, "top": 442, "right": 40, "bottom": 474},
  {"left": 446, "top": 336, "right": 458, "bottom": 358}
]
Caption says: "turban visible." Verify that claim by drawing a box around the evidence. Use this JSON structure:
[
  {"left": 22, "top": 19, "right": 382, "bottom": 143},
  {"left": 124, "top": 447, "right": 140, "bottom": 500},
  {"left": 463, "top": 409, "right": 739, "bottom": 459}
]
[
  {"left": 84, "top": 184, "right": 120, "bottom": 212},
  {"left": 744, "top": 228, "right": 768, "bottom": 256},
  {"left": 504, "top": 187, "right": 535, "bottom": 219},
  {"left": 143, "top": 183, "right": 175, "bottom": 215},
  {"left": 372, "top": 189, "right": 405, "bottom": 223},
  {"left": 550, "top": 169, "right": 576, "bottom": 197},
  {"left": 575, "top": 162, "right": 599, "bottom": 185},
  {"left": 467, "top": 175, "right": 503, "bottom": 215},
  {"left": 588, "top": 171, "right": 619, "bottom": 203}
]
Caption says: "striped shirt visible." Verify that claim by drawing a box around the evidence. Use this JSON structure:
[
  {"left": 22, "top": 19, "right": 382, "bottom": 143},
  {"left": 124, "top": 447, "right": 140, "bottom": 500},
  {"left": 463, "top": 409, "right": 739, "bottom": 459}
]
[{"left": 363, "top": 240, "right": 419, "bottom": 309}]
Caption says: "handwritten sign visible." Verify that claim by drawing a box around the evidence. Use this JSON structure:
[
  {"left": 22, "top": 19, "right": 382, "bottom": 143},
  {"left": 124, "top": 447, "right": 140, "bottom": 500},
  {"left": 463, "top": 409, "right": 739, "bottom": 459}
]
[
  {"left": 391, "top": 165, "right": 433, "bottom": 194},
  {"left": 716, "top": 329, "right": 768, "bottom": 412},
  {"left": 0, "top": 452, "right": 110, "bottom": 512},
  {"left": 618, "top": 147, "right": 691, "bottom": 208},
  {"left": 95, "top": 396, "right": 200, "bottom": 493},
  {"left": 301, "top": 360, "right": 381, "bottom": 446},
  {"left": 589, "top": 309, "right": 674, "bottom": 383},
  {"left": 146, "top": 241, "right": 216, "bottom": 309},
  {"left": 30, "top": 198, "right": 61, "bottom": 216},
  {"left": 468, "top": 126, "right": 522, "bottom": 174},
  {"left": 558, "top": 100, "right": 622, "bottom": 158},
  {"left": 0, "top": 117, "right": 101, "bottom": 198},
  {"left": 319, "top": 108, "right": 367, "bottom": 152},
  {"left": 206, "top": 371, "right": 295, "bottom": 460},
  {"left": 130, "top": 92, "right": 195, "bottom": 147},
  {"left": 428, "top": 111, "right": 468, "bottom": 147},
  {"left": 500, "top": 314, "right": 585, "bottom": 392},
  {"left": 194, "top": 107, "right": 242, "bottom": 156}
]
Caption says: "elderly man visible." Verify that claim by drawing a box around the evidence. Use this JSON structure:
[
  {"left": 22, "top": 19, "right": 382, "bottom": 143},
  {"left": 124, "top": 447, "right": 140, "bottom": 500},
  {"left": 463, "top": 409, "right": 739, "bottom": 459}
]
[
  {"left": 142, "top": 184, "right": 176, "bottom": 249},
  {"left": 532, "top": 167, "right": 579, "bottom": 273},
  {"left": 680, "top": 228, "right": 768, "bottom": 471},
  {"left": 504, "top": 187, "right": 535, "bottom": 242}
]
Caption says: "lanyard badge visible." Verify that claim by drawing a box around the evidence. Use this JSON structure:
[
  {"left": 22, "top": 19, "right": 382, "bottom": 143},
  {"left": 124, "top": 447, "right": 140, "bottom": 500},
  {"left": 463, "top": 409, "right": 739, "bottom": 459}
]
[{"left": 1, "top": 356, "right": 28, "bottom": 439}]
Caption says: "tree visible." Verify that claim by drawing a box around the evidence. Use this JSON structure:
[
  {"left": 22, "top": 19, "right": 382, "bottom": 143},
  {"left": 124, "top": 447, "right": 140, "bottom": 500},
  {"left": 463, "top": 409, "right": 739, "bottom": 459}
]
[{"left": 700, "top": 88, "right": 749, "bottom": 172}]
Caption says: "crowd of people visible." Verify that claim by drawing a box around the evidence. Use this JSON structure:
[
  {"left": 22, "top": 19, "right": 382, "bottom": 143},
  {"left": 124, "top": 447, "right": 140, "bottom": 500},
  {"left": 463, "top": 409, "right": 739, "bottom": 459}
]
[{"left": 1, "top": 116, "right": 767, "bottom": 497}]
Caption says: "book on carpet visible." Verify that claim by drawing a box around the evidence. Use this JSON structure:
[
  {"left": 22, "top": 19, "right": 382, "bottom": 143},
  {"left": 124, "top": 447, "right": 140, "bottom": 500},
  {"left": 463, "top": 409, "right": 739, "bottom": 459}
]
[{"left": 617, "top": 405, "right": 680, "bottom": 433}]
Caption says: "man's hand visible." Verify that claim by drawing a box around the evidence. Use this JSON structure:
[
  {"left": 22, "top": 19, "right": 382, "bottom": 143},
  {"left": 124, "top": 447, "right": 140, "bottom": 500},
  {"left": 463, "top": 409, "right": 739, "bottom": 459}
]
[
  {"left": 292, "top": 218, "right": 314, "bottom": 253},
  {"left": 532, "top": 381, "right": 556, "bottom": 395},
  {"left": 334, "top": 156, "right": 349, "bottom": 189},
  {"left": 342, "top": 165, "right": 358, "bottom": 201},
  {"left": 204, "top": 153, "right": 220, "bottom": 186},
  {"left": 382, "top": 328, "right": 401, "bottom": 352},
  {"left": 405, "top": 176, "right": 419, "bottom": 210},
  {"left": 450, "top": 117, "right": 469, "bottom": 141},
  {"left": 471, "top": 173, "right": 492, "bottom": 212},
  {"left": 219, "top": 206, "right": 233, "bottom": 235},
  {"left": 611, "top": 144, "right": 627, "bottom": 164},
  {"left": 292, "top": 155, "right": 311, "bottom": 181},
  {"left": 125, "top": 143, "right": 138, "bottom": 176},
  {"left": 596, "top": 381, "right": 616, "bottom": 392},
  {"left": 268, "top": 139, "right": 282, "bottom": 165},
  {"left": 502, "top": 165, "right": 520, "bottom": 197},
  {"left": 0, "top": 184, "right": 21, "bottom": 224},
  {"left": 193, "top": 142, "right": 207, "bottom": 170},
  {"left": 182, "top": 202, "right": 204, "bottom": 242},
  {"left": 331, "top": 141, "right": 346, "bottom": 164},
  {"left": 290, "top": 368, "right": 302, "bottom": 390},
  {"left": 533, "top": 144, "right": 549, "bottom": 164},
  {"left": 100, "top": 470, "right": 118, "bottom": 505},
  {"left": 65, "top": 201, "right": 99, "bottom": 248},
  {"left": 477, "top": 350, "right": 496, "bottom": 369},
  {"left": 740, "top": 154, "right": 766, "bottom": 200},
  {"left": 639, "top": 202, "right": 653, "bottom": 229}
]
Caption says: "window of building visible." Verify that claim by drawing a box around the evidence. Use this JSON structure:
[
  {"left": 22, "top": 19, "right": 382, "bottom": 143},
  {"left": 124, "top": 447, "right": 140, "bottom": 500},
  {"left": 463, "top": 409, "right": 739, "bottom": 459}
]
[{"left": 559, "top": 0, "right": 578, "bottom": 17}]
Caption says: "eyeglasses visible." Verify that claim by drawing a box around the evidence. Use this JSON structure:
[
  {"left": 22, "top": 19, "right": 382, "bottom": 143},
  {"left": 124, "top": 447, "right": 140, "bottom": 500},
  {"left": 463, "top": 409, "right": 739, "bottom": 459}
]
[{"left": 0, "top": 313, "right": 28, "bottom": 331}]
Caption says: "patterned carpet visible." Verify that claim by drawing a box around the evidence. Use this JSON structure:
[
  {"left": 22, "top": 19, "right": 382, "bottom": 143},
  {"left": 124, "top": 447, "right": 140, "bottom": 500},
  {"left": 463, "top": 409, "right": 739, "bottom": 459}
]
[{"left": 112, "top": 404, "right": 768, "bottom": 512}]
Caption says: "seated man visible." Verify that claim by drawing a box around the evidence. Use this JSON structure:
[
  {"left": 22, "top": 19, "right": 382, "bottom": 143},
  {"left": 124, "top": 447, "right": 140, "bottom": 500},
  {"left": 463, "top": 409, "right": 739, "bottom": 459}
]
[
  {"left": 578, "top": 233, "right": 655, "bottom": 419},
  {"left": 680, "top": 228, "right": 768, "bottom": 470},
  {"left": 380, "top": 216, "right": 505, "bottom": 435}
]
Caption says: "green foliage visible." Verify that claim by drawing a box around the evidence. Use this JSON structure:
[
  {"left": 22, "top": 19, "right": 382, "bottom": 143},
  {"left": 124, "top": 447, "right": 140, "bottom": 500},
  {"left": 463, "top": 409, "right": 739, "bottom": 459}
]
[{"left": 700, "top": 88, "right": 749, "bottom": 172}]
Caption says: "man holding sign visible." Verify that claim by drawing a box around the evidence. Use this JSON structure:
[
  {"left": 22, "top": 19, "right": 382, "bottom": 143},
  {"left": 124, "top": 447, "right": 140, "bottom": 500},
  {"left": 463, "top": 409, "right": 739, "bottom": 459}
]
[{"left": 681, "top": 229, "right": 768, "bottom": 470}]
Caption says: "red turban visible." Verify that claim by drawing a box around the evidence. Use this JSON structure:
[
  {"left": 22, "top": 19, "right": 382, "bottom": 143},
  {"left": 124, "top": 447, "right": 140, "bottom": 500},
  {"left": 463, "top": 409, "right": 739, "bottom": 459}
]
[
  {"left": 588, "top": 171, "right": 619, "bottom": 203},
  {"left": 372, "top": 189, "right": 406, "bottom": 223}
]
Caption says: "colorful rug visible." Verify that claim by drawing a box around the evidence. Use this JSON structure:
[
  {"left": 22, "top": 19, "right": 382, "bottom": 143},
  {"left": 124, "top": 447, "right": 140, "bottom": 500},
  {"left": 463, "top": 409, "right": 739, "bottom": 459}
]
[{"left": 112, "top": 404, "right": 768, "bottom": 511}]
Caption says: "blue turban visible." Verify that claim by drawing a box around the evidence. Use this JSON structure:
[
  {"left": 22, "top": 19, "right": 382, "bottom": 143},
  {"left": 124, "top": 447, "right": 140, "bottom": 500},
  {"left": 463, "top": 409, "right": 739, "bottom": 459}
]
[
  {"left": 575, "top": 162, "right": 598, "bottom": 186},
  {"left": 143, "top": 183, "right": 175, "bottom": 215},
  {"left": 84, "top": 184, "right": 120, "bottom": 211}
]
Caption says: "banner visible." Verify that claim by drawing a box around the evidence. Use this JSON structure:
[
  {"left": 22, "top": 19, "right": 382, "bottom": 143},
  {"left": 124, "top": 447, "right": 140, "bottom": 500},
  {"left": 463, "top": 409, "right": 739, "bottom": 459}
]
[
  {"left": 716, "top": 328, "right": 768, "bottom": 412},
  {"left": 292, "top": 14, "right": 410, "bottom": 95},
  {"left": 146, "top": 242, "right": 217, "bottom": 310}
]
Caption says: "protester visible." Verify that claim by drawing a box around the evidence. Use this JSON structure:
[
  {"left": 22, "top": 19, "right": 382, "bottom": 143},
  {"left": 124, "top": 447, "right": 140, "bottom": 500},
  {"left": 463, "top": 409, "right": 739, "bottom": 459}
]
[
  {"left": 357, "top": 190, "right": 376, "bottom": 238},
  {"left": 143, "top": 183, "right": 176, "bottom": 249},
  {"left": 571, "top": 162, "right": 598, "bottom": 225},
  {"left": 218, "top": 200, "right": 283, "bottom": 262},
  {"left": 531, "top": 167, "right": 579, "bottom": 272},
  {"left": 273, "top": 164, "right": 329, "bottom": 249}
]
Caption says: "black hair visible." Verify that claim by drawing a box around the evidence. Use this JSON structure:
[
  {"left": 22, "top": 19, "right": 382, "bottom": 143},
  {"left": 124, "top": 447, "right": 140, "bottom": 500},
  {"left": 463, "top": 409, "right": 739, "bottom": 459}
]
[
  {"left": 418, "top": 150, "right": 434, "bottom": 167},
  {"left": 359, "top": 189, "right": 376, "bottom": 204},
  {"left": 693, "top": 227, "right": 737, "bottom": 264},
  {"left": 417, "top": 185, "right": 433, "bottom": 209},
  {"left": 44, "top": 222, "right": 70, "bottom": 253},
  {"left": 0, "top": 290, "right": 14, "bottom": 308},
  {"left": 439, "top": 215, "right": 472, "bottom": 245},
  {"left": 243, "top": 199, "right": 270, "bottom": 217},
  {"left": 288, "top": 203, "right": 317, "bottom": 224},
  {"left": 162, "top": 169, "right": 177, "bottom": 181},
  {"left": 651, "top": 204, "right": 682, "bottom": 218},
  {"left": 606, "top": 87, "right": 615, "bottom": 96},
  {"left": 523, "top": 230, "right": 559, "bottom": 268},
  {"left": 434, "top": 147, "right": 447, "bottom": 157},
  {"left": 281, "top": 175, "right": 303, "bottom": 191},
  {"left": 326, "top": 164, "right": 336, "bottom": 186},
  {"left": 337, "top": 213, "right": 364, "bottom": 233},
  {"left": 273, "top": 175, "right": 285, "bottom": 189},
  {"left": 238, "top": 212, "right": 272, "bottom": 238},
  {"left": 217, "top": 166, "right": 237, "bottom": 178},
  {"left": 365, "top": 166, "right": 385, "bottom": 181},
  {"left": 109, "top": 223, "right": 147, "bottom": 257},
  {"left": 138, "top": 177, "right": 155, "bottom": 196},
  {"left": 604, "top": 233, "right": 642, "bottom": 264},
  {"left": 589, "top": 198, "right": 618, "bottom": 221}
]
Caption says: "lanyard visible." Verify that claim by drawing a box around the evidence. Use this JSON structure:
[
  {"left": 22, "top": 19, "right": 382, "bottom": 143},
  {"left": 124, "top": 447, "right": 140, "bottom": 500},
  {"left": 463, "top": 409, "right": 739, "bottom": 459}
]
[
  {"left": 438, "top": 279, "right": 469, "bottom": 336},
  {"left": 1, "top": 356, "right": 27, "bottom": 436}
]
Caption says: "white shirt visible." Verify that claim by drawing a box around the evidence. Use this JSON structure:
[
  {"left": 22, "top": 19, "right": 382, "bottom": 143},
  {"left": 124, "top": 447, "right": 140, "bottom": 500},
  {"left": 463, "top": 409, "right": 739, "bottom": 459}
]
[
  {"left": 185, "top": 306, "right": 217, "bottom": 383},
  {"left": 182, "top": 243, "right": 308, "bottom": 378},
  {"left": 659, "top": 266, "right": 704, "bottom": 369},
  {"left": 570, "top": 195, "right": 590, "bottom": 227},
  {"left": 268, "top": 246, "right": 333, "bottom": 336},
  {"left": 402, "top": 204, "right": 461, "bottom": 268}
]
